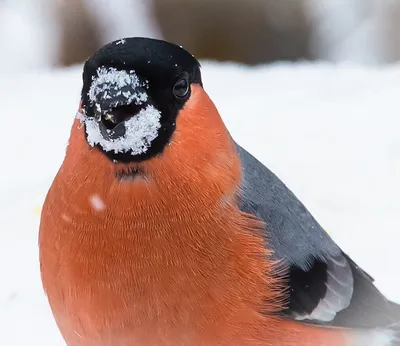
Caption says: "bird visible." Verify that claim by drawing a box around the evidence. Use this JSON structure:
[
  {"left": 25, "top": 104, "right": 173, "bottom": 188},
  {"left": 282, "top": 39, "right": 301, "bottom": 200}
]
[{"left": 39, "top": 37, "right": 400, "bottom": 346}]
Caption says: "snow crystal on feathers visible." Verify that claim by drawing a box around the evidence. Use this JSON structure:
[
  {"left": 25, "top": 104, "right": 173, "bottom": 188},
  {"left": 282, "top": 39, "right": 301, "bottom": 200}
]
[
  {"left": 88, "top": 67, "right": 148, "bottom": 107},
  {"left": 80, "top": 105, "right": 161, "bottom": 155}
]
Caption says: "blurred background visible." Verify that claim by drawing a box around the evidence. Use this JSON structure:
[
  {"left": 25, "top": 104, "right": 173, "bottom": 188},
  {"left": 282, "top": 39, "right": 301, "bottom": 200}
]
[
  {"left": 1, "top": 0, "right": 400, "bottom": 74},
  {"left": 1, "top": 2, "right": 400, "bottom": 344}
]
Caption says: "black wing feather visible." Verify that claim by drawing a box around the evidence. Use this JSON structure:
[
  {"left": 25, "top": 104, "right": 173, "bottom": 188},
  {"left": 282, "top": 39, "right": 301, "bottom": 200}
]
[{"left": 235, "top": 142, "right": 400, "bottom": 328}]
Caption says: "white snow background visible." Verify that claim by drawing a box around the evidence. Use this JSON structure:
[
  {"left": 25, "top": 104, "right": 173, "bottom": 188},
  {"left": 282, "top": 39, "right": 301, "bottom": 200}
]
[{"left": 0, "top": 61, "right": 399, "bottom": 345}]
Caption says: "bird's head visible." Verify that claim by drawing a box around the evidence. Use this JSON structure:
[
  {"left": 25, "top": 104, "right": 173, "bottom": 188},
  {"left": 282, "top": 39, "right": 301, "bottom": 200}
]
[
  {"left": 79, "top": 37, "right": 204, "bottom": 164},
  {"left": 72, "top": 37, "right": 239, "bottom": 193}
]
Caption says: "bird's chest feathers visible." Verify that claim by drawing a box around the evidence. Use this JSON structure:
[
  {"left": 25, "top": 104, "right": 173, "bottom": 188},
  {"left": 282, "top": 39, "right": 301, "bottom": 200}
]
[{"left": 41, "top": 179, "right": 271, "bottom": 344}]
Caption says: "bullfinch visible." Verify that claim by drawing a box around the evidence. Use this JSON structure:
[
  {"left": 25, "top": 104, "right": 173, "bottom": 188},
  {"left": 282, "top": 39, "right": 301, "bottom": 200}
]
[{"left": 39, "top": 37, "right": 400, "bottom": 346}]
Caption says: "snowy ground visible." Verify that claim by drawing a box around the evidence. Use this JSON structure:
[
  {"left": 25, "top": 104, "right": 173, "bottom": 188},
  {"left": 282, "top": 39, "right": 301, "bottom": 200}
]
[{"left": 1, "top": 62, "right": 400, "bottom": 345}]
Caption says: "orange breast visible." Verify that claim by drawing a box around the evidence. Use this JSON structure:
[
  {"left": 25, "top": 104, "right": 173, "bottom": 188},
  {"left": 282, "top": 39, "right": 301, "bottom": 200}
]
[
  {"left": 39, "top": 166, "right": 279, "bottom": 344},
  {"left": 39, "top": 86, "right": 350, "bottom": 345}
]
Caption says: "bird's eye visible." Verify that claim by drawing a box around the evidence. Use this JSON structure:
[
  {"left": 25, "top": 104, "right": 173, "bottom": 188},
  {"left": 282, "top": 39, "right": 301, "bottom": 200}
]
[{"left": 173, "top": 78, "right": 189, "bottom": 99}]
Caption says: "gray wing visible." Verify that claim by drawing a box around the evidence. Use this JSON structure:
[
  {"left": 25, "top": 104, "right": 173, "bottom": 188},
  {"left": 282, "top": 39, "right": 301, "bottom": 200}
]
[{"left": 235, "top": 142, "right": 399, "bottom": 327}]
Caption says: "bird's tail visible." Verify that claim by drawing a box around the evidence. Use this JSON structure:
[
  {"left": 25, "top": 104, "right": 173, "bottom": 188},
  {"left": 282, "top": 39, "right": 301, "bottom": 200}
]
[
  {"left": 351, "top": 301, "right": 400, "bottom": 346},
  {"left": 389, "top": 301, "right": 400, "bottom": 322},
  {"left": 388, "top": 325, "right": 400, "bottom": 346},
  {"left": 387, "top": 301, "right": 400, "bottom": 345}
]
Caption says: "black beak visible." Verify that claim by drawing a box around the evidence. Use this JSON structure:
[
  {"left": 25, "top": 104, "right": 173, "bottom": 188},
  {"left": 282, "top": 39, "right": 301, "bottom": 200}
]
[
  {"left": 90, "top": 82, "right": 148, "bottom": 140},
  {"left": 98, "top": 103, "right": 144, "bottom": 140}
]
